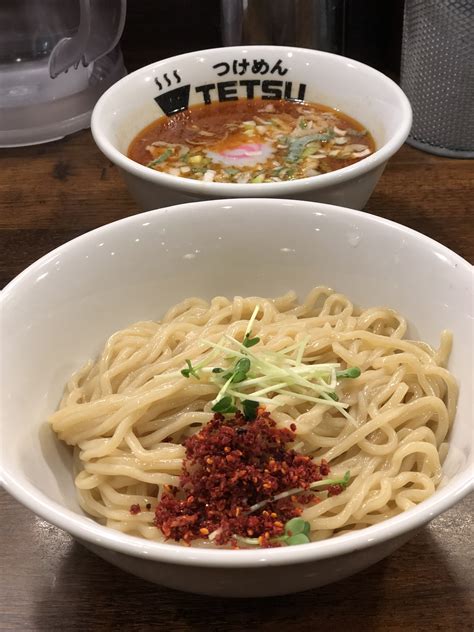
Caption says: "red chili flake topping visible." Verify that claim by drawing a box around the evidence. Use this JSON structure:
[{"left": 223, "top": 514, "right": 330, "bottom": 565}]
[
  {"left": 327, "top": 484, "right": 344, "bottom": 496},
  {"left": 320, "top": 459, "right": 330, "bottom": 476},
  {"left": 129, "top": 504, "right": 141, "bottom": 515},
  {"left": 154, "top": 412, "right": 329, "bottom": 546}
]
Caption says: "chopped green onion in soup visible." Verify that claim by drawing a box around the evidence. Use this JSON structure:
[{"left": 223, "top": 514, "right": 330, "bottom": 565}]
[{"left": 129, "top": 99, "right": 375, "bottom": 184}]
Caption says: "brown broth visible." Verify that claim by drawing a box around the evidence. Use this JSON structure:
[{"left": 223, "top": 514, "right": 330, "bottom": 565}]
[{"left": 128, "top": 99, "right": 375, "bottom": 184}]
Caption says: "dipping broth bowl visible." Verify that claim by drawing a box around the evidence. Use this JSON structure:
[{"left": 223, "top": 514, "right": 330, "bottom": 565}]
[
  {"left": 1, "top": 198, "right": 472, "bottom": 597},
  {"left": 91, "top": 46, "right": 412, "bottom": 210}
]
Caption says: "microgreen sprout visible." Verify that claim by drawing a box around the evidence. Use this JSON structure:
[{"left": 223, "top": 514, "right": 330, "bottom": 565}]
[
  {"left": 336, "top": 367, "right": 361, "bottom": 379},
  {"left": 226, "top": 357, "right": 251, "bottom": 383},
  {"left": 284, "top": 517, "right": 311, "bottom": 545},
  {"left": 247, "top": 471, "right": 351, "bottom": 514},
  {"left": 242, "top": 399, "right": 259, "bottom": 420},
  {"left": 184, "top": 322, "right": 361, "bottom": 423},
  {"left": 211, "top": 396, "right": 237, "bottom": 414},
  {"left": 234, "top": 516, "right": 312, "bottom": 547},
  {"left": 212, "top": 357, "right": 252, "bottom": 411},
  {"left": 243, "top": 305, "right": 260, "bottom": 338},
  {"left": 243, "top": 334, "right": 260, "bottom": 348},
  {"left": 308, "top": 470, "right": 351, "bottom": 490},
  {"left": 285, "top": 532, "right": 310, "bottom": 545},
  {"left": 181, "top": 359, "right": 200, "bottom": 379}
]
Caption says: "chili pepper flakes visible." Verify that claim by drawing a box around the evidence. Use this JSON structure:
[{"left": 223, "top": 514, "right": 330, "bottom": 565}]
[
  {"left": 154, "top": 412, "right": 330, "bottom": 547},
  {"left": 129, "top": 504, "right": 141, "bottom": 515},
  {"left": 327, "top": 484, "right": 345, "bottom": 496}
]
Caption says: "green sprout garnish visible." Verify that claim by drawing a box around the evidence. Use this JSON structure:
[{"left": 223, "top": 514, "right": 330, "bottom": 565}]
[
  {"left": 247, "top": 471, "right": 351, "bottom": 514},
  {"left": 212, "top": 358, "right": 252, "bottom": 412},
  {"left": 200, "top": 334, "right": 360, "bottom": 425},
  {"left": 181, "top": 359, "right": 200, "bottom": 379},
  {"left": 285, "top": 533, "right": 310, "bottom": 545},
  {"left": 336, "top": 367, "right": 361, "bottom": 379},
  {"left": 182, "top": 303, "right": 361, "bottom": 425},
  {"left": 284, "top": 517, "right": 310, "bottom": 537},
  {"left": 308, "top": 470, "right": 351, "bottom": 490},
  {"left": 211, "top": 396, "right": 237, "bottom": 414},
  {"left": 243, "top": 334, "right": 260, "bottom": 348},
  {"left": 242, "top": 399, "right": 259, "bottom": 420},
  {"left": 229, "top": 357, "right": 251, "bottom": 383},
  {"left": 284, "top": 517, "right": 311, "bottom": 545},
  {"left": 234, "top": 517, "right": 312, "bottom": 547},
  {"left": 232, "top": 471, "right": 352, "bottom": 547}
]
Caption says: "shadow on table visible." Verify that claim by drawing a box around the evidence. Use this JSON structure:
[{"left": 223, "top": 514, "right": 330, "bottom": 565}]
[{"left": 31, "top": 527, "right": 472, "bottom": 632}]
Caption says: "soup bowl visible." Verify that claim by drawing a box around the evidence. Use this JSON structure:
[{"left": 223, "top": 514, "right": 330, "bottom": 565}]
[
  {"left": 91, "top": 46, "right": 412, "bottom": 210},
  {"left": 1, "top": 198, "right": 472, "bottom": 598}
]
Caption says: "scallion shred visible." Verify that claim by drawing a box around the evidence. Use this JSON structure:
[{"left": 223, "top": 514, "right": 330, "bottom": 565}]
[{"left": 147, "top": 148, "right": 173, "bottom": 168}]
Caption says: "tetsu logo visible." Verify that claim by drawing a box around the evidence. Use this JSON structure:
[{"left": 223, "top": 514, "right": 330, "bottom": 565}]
[
  {"left": 154, "top": 70, "right": 191, "bottom": 117},
  {"left": 153, "top": 62, "right": 307, "bottom": 117},
  {"left": 154, "top": 70, "right": 182, "bottom": 90}
]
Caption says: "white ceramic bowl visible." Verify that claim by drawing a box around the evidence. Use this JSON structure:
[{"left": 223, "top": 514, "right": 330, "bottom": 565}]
[
  {"left": 91, "top": 46, "right": 412, "bottom": 211},
  {"left": 1, "top": 198, "right": 472, "bottom": 598}
]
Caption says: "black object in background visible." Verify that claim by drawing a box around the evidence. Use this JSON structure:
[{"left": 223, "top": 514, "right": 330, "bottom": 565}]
[
  {"left": 121, "top": 0, "right": 403, "bottom": 80},
  {"left": 121, "top": 0, "right": 222, "bottom": 72},
  {"left": 345, "top": 0, "right": 404, "bottom": 80}
]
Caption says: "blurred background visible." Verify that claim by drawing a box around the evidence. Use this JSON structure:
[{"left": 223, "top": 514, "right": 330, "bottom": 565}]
[
  {"left": 2, "top": 0, "right": 472, "bottom": 156},
  {"left": 121, "top": 0, "right": 404, "bottom": 79},
  {"left": 0, "top": 0, "right": 405, "bottom": 148}
]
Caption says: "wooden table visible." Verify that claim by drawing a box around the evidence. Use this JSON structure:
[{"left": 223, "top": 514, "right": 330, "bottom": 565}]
[{"left": 0, "top": 132, "right": 473, "bottom": 630}]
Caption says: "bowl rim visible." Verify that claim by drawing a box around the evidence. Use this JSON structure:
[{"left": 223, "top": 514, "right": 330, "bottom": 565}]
[
  {"left": 1, "top": 198, "right": 472, "bottom": 569},
  {"left": 91, "top": 45, "right": 412, "bottom": 196}
]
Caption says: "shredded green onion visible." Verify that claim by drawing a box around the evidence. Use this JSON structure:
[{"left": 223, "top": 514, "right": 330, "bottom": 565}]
[
  {"left": 286, "top": 129, "right": 335, "bottom": 162},
  {"left": 147, "top": 148, "right": 173, "bottom": 168},
  {"left": 183, "top": 327, "right": 360, "bottom": 423}
]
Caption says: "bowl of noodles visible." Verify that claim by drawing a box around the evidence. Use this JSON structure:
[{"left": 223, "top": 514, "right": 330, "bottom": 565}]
[
  {"left": 91, "top": 45, "right": 412, "bottom": 211},
  {"left": 1, "top": 198, "right": 472, "bottom": 597}
]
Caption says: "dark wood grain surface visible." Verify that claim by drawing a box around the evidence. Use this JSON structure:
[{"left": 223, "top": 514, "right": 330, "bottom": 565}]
[{"left": 1, "top": 131, "right": 473, "bottom": 630}]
